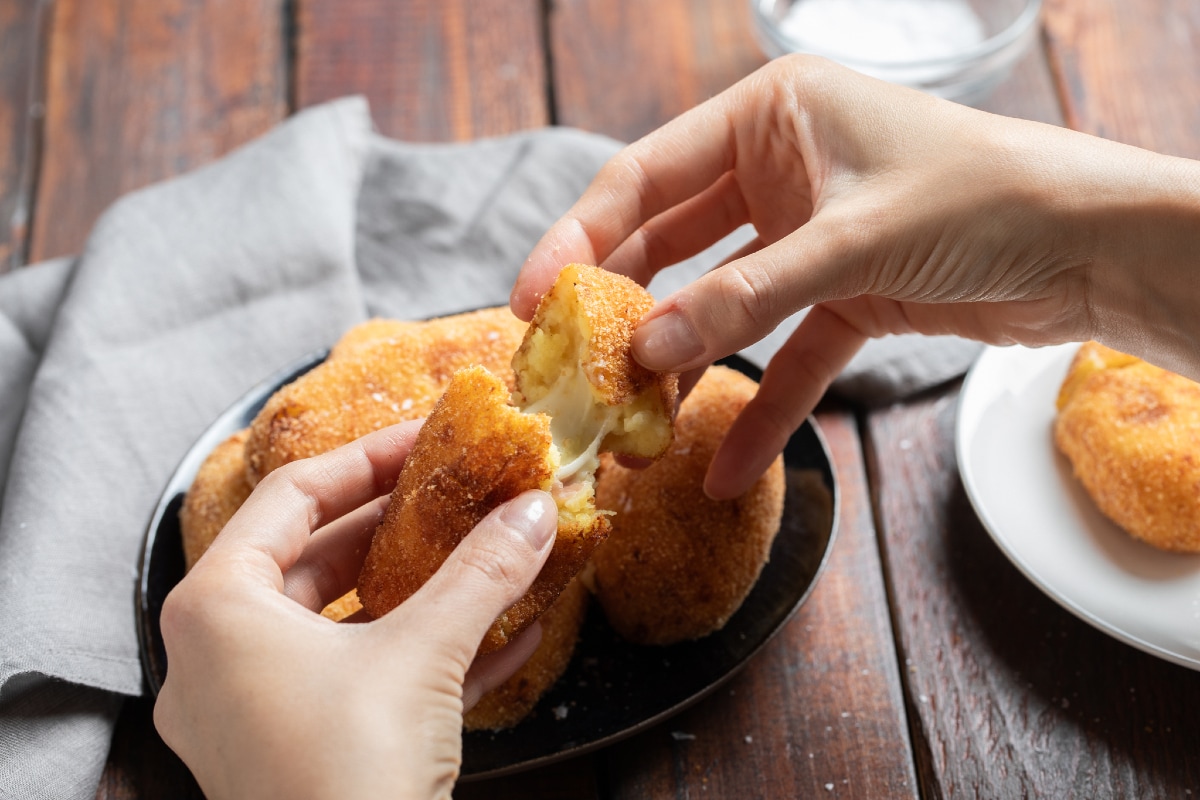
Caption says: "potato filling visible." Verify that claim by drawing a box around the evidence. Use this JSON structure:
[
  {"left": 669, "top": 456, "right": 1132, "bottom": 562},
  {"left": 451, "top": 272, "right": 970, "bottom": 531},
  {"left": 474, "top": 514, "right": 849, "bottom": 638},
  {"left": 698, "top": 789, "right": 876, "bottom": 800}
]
[{"left": 514, "top": 289, "right": 624, "bottom": 509}]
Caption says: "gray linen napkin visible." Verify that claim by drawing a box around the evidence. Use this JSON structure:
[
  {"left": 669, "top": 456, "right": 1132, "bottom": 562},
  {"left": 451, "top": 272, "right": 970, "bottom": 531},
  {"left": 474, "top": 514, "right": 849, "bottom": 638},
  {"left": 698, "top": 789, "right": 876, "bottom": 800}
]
[{"left": 0, "top": 96, "right": 978, "bottom": 798}]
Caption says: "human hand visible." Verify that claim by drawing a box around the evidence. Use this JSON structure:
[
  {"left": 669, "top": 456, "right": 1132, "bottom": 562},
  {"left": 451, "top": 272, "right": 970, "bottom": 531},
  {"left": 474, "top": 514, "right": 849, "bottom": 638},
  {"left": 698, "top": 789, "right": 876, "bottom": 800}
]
[
  {"left": 154, "top": 421, "right": 557, "bottom": 800},
  {"left": 512, "top": 55, "right": 1200, "bottom": 499}
]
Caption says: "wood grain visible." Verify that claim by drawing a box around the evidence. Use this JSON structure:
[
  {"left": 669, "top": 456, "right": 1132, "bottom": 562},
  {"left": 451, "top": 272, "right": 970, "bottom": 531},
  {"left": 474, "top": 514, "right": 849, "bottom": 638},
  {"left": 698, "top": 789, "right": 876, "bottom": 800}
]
[
  {"left": 603, "top": 410, "right": 919, "bottom": 800},
  {"left": 0, "top": 0, "right": 46, "bottom": 272},
  {"left": 866, "top": 389, "right": 1200, "bottom": 799},
  {"left": 296, "top": 0, "right": 548, "bottom": 142},
  {"left": 550, "top": 0, "right": 767, "bottom": 142},
  {"left": 1043, "top": 0, "right": 1200, "bottom": 156},
  {"left": 30, "top": 0, "right": 288, "bottom": 261}
]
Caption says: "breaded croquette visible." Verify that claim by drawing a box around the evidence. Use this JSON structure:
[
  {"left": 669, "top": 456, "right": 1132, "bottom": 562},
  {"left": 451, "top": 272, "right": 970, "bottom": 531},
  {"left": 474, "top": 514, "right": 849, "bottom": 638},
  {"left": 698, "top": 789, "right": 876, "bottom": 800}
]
[
  {"left": 590, "top": 366, "right": 785, "bottom": 645},
  {"left": 464, "top": 577, "right": 589, "bottom": 731},
  {"left": 513, "top": 264, "right": 676, "bottom": 463},
  {"left": 179, "top": 429, "right": 254, "bottom": 572},
  {"left": 356, "top": 366, "right": 612, "bottom": 653},
  {"left": 244, "top": 307, "right": 527, "bottom": 486},
  {"left": 1055, "top": 341, "right": 1200, "bottom": 552}
]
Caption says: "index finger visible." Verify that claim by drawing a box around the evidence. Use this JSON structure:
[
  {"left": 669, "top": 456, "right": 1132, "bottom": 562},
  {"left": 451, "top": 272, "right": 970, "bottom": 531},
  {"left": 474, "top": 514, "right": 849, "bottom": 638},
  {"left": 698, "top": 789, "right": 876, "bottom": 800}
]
[
  {"left": 510, "top": 87, "right": 743, "bottom": 319},
  {"left": 199, "top": 420, "right": 423, "bottom": 589}
]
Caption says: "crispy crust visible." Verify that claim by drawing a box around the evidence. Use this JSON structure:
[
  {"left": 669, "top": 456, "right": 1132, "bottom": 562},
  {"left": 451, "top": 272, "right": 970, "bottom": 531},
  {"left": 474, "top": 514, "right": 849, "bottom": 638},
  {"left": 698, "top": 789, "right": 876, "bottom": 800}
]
[
  {"left": 513, "top": 264, "right": 677, "bottom": 459},
  {"left": 591, "top": 366, "right": 785, "bottom": 644},
  {"left": 329, "top": 318, "right": 419, "bottom": 358},
  {"left": 357, "top": 366, "right": 610, "bottom": 653},
  {"left": 1054, "top": 341, "right": 1200, "bottom": 552},
  {"left": 319, "top": 589, "right": 362, "bottom": 621},
  {"left": 179, "top": 429, "right": 254, "bottom": 572},
  {"left": 463, "top": 577, "right": 589, "bottom": 731},
  {"left": 245, "top": 307, "right": 527, "bottom": 486}
]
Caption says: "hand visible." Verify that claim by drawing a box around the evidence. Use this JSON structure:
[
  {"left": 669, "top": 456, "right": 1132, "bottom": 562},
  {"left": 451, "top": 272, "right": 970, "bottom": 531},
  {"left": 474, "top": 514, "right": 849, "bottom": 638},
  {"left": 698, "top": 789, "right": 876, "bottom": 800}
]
[
  {"left": 154, "top": 421, "right": 557, "bottom": 800},
  {"left": 512, "top": 55, "right": 1200, "bottom": 499}
]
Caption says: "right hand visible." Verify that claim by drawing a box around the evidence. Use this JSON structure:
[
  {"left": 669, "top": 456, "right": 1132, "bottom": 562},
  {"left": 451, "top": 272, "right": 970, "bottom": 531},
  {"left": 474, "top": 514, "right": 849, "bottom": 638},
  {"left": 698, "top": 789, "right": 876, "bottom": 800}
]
[{"left": 512, "top": 55, "right": 1200, "bottom": 498}]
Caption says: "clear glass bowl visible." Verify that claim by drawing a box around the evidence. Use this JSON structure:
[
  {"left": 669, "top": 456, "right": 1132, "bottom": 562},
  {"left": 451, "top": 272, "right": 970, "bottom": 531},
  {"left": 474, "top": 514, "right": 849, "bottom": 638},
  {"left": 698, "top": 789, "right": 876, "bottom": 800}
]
[{"left": 751, "top": 0, "right": 1043, "bottom": 106}]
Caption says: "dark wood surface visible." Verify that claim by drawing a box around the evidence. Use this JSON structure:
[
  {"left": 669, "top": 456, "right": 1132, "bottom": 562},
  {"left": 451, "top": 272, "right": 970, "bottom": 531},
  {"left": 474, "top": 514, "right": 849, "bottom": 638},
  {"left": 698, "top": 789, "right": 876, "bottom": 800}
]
[
  {"left": 1, "top": 1, "right": 1197, "bottom": 797},
  {"left": 296, "top": 0, "right": 549, "bottom": 141},
  {"left": 30, "top": 0, "right": 287, "bottom": 261},
  {"left": 0, "top": 0, "right": 44, "bottom": 271}
]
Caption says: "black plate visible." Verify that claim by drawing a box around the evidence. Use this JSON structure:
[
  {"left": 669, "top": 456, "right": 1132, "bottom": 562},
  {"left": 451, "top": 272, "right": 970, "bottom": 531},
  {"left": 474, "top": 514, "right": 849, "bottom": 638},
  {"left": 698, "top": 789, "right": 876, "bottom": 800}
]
[{"left": 137, "top": 351, "right": 838, "bottom": 780}]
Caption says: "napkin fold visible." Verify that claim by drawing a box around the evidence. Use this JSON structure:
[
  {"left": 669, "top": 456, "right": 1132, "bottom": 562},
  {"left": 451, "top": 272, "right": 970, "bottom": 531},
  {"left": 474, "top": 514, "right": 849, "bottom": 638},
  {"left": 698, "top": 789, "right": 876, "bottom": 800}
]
[{"left": 0, "top": 97, "right": 978, "bottom": 799}]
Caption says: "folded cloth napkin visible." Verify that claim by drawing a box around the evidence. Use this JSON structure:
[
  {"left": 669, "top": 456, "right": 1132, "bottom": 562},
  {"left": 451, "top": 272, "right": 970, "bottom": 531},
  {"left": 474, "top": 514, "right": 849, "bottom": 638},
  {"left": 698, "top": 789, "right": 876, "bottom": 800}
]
[{"left": 0, "top": 97, "right": 980, "bottom": 799}]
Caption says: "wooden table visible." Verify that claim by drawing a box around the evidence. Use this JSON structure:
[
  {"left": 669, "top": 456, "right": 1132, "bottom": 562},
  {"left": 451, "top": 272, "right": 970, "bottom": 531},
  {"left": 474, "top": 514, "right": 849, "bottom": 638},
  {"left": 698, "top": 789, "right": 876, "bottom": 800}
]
[{"left": 4, "top": 1, "right": 1198, "bottom": 797}]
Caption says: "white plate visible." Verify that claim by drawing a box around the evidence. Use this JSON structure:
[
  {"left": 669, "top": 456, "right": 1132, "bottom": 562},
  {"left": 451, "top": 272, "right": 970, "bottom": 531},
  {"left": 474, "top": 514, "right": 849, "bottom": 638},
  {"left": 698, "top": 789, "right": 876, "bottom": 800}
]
[{"left": 957, "top": 343, "right": 1200, "bottom": 670}]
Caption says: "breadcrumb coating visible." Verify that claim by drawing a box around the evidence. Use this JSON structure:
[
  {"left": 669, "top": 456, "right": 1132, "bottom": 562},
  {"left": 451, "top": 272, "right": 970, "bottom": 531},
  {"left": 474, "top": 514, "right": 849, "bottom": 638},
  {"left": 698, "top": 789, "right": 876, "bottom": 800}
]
[
  {"left": 590, "top": 366, "right": 785, "bottom": 644},
  {"left": 179, "top": 429, "right": 254, "bottom": 572},
  {"left": 244, "top": 307, "right": 527, "bottom": 486},
  {"left": 1055, "top": 341, "right": 1200, "bottom": 552}
]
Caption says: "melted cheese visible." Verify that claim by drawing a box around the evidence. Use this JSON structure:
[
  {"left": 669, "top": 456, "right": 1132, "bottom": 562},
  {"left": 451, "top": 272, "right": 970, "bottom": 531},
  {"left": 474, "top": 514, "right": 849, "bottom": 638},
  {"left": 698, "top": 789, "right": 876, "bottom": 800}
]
[{"left": 521, "top": 363, "right": 618, "bottom": 483}]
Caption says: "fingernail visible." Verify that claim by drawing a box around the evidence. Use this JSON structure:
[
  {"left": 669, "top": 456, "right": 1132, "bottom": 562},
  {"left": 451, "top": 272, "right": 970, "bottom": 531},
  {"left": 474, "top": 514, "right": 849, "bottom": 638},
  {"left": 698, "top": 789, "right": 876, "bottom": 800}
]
[
  {"left": 635, "top": 311, "right": 704, "bottom": 370},
  {"left": 500, "top": 491, "right": 555, "bottom": 549}
]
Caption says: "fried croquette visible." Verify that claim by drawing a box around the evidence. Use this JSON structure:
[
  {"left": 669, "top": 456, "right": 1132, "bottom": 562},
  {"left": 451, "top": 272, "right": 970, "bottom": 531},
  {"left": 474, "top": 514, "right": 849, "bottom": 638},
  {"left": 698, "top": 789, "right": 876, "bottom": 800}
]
[
  {"left": 328, "top": 318, "right": 419, "bottom": 358},
  {"left": 513, "top": 263, "right": 677, "bottom": 465},
  {"left": 179, "top": 429, "right": 254, "bottom": 572},
  {"left": 356, "top": 366, "right": 612, "bottom": 653},
  {"left": 244, "top": 307, "right": 527, "bottom": 486},
  {"left": 464, "top": 577, "right": 589, "bottom": 731},
  {"left": 590, "top": 366, "right": 785, "bottom": 645},
  {"left": 1055, "top": 341, "right": 1200, "bottom": 552}
]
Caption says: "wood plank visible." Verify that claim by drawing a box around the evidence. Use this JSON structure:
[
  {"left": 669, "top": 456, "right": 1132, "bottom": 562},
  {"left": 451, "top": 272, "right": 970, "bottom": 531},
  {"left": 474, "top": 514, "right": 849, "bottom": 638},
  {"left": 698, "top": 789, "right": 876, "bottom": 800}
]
[
  {"left": 866, "top": 388, "right": 1200, "bottom": 798},
  {"left": 1043, "top": 0, "right": 1200, "bottom": 156},
  {"left": 550, "top": 0, "right": 768, "bottom": 142},
  {"left": 296, "top": 0, "right": 548, "bottom": 142},
  {"left": 0, "top": 0, "right": 46, "bottom": 272},
  {"left": 604, "top": 410, "right": 919, "bottom": 799},
  {"left": 30, "top": 0, "right": 288, "bottom": 262}
]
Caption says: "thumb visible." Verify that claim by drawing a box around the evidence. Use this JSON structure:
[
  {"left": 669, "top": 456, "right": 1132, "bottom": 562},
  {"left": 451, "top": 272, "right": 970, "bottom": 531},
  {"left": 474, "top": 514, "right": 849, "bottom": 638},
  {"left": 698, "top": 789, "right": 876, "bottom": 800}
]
[{"left": 386, "top": 490, "right": 557, "bottom": 667}]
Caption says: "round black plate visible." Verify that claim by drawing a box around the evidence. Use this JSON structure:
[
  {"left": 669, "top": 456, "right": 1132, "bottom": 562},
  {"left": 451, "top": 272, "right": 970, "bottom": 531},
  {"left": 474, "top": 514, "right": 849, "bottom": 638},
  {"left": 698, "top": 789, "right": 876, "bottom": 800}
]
[{"left": 137, "top": 351, "right": 838, "bottom": 780}]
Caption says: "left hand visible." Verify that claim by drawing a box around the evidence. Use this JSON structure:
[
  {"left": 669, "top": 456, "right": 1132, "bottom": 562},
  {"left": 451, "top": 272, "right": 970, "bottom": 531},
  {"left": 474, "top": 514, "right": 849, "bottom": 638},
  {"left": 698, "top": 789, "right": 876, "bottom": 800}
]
[{"left": 154, "top": 421, "right": 558, "bottom": 800}]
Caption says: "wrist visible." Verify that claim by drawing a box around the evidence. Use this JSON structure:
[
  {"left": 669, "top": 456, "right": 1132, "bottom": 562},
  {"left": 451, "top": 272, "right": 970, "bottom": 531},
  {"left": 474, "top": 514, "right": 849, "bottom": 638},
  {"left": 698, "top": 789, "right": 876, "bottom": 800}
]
[{"left": 1081, "top": 147, "right": 1200, "bottom": 379}]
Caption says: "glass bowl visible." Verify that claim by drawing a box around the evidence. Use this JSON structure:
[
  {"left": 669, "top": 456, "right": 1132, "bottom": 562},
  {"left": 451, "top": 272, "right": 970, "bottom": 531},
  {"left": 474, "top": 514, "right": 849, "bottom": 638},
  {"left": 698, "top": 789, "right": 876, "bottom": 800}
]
[{"left": 750, "top": 0, "right": 1043, "bottom": 106}]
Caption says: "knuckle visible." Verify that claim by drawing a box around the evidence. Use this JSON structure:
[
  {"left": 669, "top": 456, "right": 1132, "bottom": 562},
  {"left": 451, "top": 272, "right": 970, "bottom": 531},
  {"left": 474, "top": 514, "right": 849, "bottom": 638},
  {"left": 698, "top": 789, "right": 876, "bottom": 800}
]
[
  {"left": 158, "top": 583, "right": 201, "bottom": 647},
  {"left": 261, "top": 460, "right": 326, "bottom": 527},
  {"left": 754, "top": 396, "right": 799, "bottom": 446},
  {"left": 454, "top": 540, "right": 528, "bottom": 598},
  {"left": 718, "top": 263, "right": 777, "bottom": 327}
]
